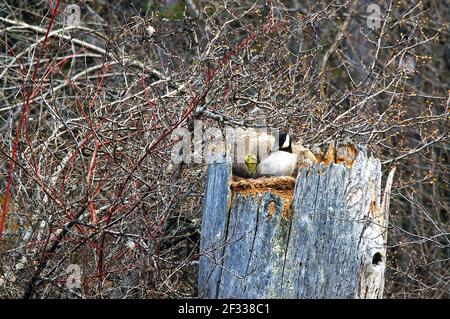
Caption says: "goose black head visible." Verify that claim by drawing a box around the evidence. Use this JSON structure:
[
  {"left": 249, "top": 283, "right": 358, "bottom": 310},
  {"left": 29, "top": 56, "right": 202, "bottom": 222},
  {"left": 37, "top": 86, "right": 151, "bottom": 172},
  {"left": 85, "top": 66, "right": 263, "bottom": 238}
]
[{"left": 278, "top": 132, "right": 292, "bottom": 153}]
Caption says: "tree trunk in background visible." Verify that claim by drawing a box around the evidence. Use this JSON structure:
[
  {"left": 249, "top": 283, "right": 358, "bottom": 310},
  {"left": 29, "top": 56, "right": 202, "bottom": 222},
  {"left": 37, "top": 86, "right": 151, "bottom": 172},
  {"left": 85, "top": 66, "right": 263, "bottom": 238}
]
[{"left": 198, "top": 148, "right": 395, "bottom": 298}]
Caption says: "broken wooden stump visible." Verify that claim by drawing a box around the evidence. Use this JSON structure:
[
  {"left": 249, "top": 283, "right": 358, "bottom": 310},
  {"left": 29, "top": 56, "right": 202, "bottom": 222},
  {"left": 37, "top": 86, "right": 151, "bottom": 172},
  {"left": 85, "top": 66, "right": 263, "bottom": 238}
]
[{"left": 198, "top": 146, "right": 395, "bottom": 299}]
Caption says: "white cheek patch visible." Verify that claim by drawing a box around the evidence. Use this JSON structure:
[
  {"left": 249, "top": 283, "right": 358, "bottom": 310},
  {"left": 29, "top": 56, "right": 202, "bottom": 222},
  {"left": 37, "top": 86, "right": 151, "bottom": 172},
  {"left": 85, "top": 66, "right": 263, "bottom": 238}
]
[{"left": 282, "top": 135, "right": 290, "bottom": 149}]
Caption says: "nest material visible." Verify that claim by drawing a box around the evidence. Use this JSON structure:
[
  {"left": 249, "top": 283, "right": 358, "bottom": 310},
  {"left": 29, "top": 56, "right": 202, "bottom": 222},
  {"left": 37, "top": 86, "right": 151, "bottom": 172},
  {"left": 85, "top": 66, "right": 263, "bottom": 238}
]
[
  {"left": 228, "top": 143, "right": 358, "bottom": 220},
  {"left": 230, "top": 176, "right": 296, "bottom": 193},
  {"left": 230, "top": 176, "right": 295, "bottom": 220}
]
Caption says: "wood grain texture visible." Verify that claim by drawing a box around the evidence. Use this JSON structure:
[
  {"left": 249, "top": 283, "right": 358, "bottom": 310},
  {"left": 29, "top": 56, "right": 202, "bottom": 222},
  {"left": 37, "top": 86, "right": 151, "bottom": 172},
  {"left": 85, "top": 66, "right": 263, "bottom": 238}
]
[
  {"left": 199, "top": 148, "right": 392, "bottom": 299},
  {"left": 198, "top": 155, "right": 231, "bottom": 298}
]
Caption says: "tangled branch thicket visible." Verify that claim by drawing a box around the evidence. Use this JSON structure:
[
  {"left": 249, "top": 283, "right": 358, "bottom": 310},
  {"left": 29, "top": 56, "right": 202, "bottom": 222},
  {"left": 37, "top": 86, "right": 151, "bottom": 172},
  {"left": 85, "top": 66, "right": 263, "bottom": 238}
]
[{"left": 0, "top": 0, "right": 448, "bottom": 298}]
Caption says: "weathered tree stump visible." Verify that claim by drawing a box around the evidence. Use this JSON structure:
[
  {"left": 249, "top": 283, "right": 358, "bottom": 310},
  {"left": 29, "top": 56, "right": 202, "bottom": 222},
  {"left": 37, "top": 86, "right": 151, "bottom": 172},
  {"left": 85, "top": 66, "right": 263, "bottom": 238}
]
[{"left": 198, "top": 147, "right": 395, "bottom": 299}]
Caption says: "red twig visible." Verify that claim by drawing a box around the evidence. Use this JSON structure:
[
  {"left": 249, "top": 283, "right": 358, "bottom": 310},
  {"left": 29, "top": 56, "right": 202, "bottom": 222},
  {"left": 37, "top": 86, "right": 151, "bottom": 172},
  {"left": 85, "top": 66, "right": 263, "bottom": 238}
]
[
  {"left": 141, "top": 76, "right": 157, "bottom": 120},
  {"left": 94, "top": 24, "right": 281, "bottom": 286},
  {"left": 0, "top": 0, "right": 62, "bottom": 237},
  {"left": 87, "top": 141, "right": 101, "bottom": 224}
]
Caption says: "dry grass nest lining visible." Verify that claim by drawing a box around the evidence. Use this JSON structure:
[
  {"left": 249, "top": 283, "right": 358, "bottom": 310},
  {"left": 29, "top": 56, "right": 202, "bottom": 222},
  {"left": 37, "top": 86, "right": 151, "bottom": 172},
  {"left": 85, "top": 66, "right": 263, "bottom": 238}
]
[
  {"left": 230, "top": 176, "right": 295, "bottom": 220},
  {"left": 230, "top": 176, "right": 296, "bottom": 195}
]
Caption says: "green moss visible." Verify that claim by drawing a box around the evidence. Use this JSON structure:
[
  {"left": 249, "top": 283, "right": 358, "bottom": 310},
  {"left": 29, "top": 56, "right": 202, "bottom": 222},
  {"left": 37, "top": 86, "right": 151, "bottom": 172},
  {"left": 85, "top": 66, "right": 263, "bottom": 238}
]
[
  {"left": 145, "top": 3, "right": 158, "bottom": 12},
  {"left": 141, "top": 1, "right": 186, "bottom": 21},
  {"left": 439, "top": 208, "right": 449, "bottom": 223},
  {"left": 160, "top": 2, "right": 185, "bottom": 21},
  {"left": 204, "top": 4, "right": 216, "bottom": 17}
]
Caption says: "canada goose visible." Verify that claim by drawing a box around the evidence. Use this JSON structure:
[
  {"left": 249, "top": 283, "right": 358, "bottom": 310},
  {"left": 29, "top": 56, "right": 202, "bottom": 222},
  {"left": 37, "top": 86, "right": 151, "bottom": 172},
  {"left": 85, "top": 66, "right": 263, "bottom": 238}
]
[
  {"left": 236, "top": 129, "right": 288, "bottom": 156},
  {"left": 231, "top": 131, "right": 290, "bottom": 178},
  {"left": 255, "top": 133, "right": 296, "bottom": 177},
  {"left": 256, "top": 151, "right": 298, "bottom": 177},
  {"left": 277, "top": 132, "right": 292, "bottom": 152},
  {"left": 256, "top": 140, "right": 318, "bottom": 178}
]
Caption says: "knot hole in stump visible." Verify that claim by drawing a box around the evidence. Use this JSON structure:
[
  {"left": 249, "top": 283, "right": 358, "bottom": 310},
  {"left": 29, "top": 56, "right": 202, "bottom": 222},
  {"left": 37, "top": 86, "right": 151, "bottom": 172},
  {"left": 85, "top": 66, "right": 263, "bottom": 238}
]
[
  {"left": 372, "top": 252, "right": 383, "bottom": 266},
  {"left": 266, "top": 200, "right": 277, "bottom": 220}
]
